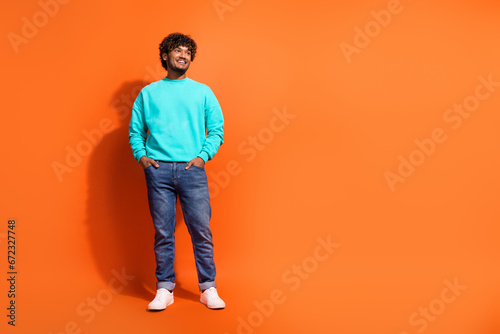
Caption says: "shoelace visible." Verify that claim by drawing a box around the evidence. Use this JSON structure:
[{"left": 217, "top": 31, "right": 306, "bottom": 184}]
[
  {"left": 154, "top": 290, "right": 168, "bottom": 301},
  {"left": 205, "top": 288, "right": 219, "bottom": 299}
]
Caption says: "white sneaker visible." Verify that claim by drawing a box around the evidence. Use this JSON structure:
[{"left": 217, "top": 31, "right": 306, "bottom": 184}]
[
  {"left": 147, "top": 288, "right": 174, "bottom": 311},
  {"left": 200, "top": 287, "right": 226, "bottom": 309}
]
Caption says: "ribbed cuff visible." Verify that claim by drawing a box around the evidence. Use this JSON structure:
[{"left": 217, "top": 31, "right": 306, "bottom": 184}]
[
  {"left": 197, "top": 151, "right": 209, "bottom": 163},
  {"left": 134, "top": 150, "right": 147, "bottom": 162}
]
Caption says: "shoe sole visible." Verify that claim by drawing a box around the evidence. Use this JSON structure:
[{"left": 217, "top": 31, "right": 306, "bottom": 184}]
[
  {"left": 200, "top": 299, "right": 225, "bottom": 310},
  {"left": 147, "top": 298, "right": 174, "bottom": 311}
]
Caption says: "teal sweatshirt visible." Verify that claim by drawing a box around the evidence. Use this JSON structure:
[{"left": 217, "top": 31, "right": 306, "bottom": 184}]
[{"left": 128, "top": 77, "right": 224, "bottom": 163}]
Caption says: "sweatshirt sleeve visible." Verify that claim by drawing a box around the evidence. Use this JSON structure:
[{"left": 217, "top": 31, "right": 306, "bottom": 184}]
[
  {"left": 197, "top": 87, "right": 224, "bottom": 163},
  {"left": 128, "top": 90, "right": 148, "bottom": 162}
]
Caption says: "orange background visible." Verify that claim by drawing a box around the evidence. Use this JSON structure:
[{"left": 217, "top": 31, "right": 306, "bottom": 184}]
[{"left": 1, "top": 0, "right": 500, "bottom": 333}]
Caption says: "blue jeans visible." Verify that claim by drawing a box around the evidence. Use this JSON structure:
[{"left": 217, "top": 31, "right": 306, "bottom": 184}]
[{"left": 144, "top": 161, "right": 217, "bottom": 292}]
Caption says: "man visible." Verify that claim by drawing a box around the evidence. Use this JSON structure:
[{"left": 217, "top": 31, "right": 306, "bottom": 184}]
[{"left": 128, "top": 32, "right": 225, "bottom": 311}]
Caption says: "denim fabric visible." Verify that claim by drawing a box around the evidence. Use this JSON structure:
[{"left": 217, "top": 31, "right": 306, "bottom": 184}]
[{"left": 144, "top": 161, "right": 216, "bottom": 292}]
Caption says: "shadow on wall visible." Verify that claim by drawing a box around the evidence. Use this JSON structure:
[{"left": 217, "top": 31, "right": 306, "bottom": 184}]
[{"left": 85, "top": 80, "right": 199, "bottom": 303}]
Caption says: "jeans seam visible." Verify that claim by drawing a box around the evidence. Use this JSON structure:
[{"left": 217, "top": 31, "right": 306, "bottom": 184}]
[{"left": 183, "top": 215, "right": 202, "bottom": 282}]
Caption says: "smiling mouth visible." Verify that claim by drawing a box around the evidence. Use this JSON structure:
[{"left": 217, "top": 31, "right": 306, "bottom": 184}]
[{"left": 176, "top": 59, "right": 187, "bottom": 65}]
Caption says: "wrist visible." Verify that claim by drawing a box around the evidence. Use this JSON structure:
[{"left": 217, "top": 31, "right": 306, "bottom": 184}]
[{"left": 197, "top": 153, "right": 208, "bottom": 163}]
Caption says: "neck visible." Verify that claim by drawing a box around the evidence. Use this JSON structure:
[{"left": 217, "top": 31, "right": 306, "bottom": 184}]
[{"left": 166, "top": 70, "right": 187, "bottom": 80}]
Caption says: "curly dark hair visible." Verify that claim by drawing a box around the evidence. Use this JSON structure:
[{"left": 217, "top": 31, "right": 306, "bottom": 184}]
[{"left": 159, "top": 33, "right": 197, "bottom": 71}]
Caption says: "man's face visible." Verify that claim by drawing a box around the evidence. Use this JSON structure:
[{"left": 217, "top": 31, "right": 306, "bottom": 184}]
[{"left": 163, "top": 45, "right": 191, "bottom": 74}]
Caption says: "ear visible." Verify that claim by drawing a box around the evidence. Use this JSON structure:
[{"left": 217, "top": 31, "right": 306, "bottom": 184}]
[{"left": 162, "top": 52, "right": 168, "bottom": 61}]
